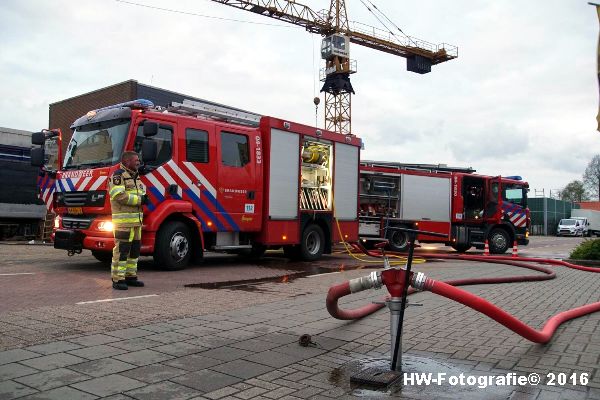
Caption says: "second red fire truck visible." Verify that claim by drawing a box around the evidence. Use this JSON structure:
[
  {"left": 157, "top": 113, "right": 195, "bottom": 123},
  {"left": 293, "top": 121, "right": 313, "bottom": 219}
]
[
  {"left": 31, "top": 99, "right": 361, "bottom": 269},
  {"left": 358, "top": 161, "right": 530, "bottom": 254}
]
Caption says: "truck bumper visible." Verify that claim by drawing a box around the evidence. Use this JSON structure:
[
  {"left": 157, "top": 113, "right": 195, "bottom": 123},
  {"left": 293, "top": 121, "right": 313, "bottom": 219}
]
[
  {"left": 54, "top": 229, "right": 85, "bottom": 252},
  {"left": 516, "top": 234, "right": 529, "bottom": 246}
]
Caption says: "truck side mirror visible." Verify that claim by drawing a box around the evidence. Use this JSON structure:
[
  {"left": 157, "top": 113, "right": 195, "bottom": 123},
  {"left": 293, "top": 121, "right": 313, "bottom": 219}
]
[
  {"left": 143, "top": 122, "right": 159, "bottom": 137},
  {"left": 141, "top": 139, "right": 157, "bottom": 163},
  {"left": 30, "top": 147, "right": 45, "bottom": 167},
  {"left": 31, "top": 131, "right": 46, "bottom": 145}
]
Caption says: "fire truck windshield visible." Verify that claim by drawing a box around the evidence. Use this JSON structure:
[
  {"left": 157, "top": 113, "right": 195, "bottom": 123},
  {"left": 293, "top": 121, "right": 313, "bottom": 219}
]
[
  {"left": 502, "top": 183, "right": 527, "bottom": 207},
  {"left": 63, "top": 119, "right": 130, "bottom": 170}
]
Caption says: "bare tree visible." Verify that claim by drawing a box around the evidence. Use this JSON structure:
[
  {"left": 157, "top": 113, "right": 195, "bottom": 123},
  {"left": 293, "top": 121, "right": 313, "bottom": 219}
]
[
  {"left": 559, "top": 180, "right": 589, "bottom": 202},
  {"left": 583, "top": 155, "right": 600, "bottom": 200}
]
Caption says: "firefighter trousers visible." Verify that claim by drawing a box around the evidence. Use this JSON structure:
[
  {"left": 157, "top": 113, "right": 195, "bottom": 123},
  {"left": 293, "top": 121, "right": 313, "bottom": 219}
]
[{"left": 111, "top": 226, "right": 142, "bottom": 282}]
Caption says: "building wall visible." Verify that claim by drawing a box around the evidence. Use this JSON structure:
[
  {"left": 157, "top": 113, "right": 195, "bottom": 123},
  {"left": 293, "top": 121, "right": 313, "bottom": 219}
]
[
  {"left": 49, "top": 80, "right": 137, "bottom": 153},
  {"left": 49, "top": 80, "right": 257, "bottom": 156}
]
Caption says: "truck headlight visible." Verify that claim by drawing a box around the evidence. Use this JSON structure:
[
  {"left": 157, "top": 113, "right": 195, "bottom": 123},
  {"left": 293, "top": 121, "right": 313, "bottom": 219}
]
[
  {"left": 98, "top": 221, "right": 114, "bottom": 232},
  {"left": 54, "top": 216, "right": 61, "bottom": 229}
]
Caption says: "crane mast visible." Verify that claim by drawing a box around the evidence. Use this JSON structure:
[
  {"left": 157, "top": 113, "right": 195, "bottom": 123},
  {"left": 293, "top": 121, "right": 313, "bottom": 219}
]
[{"left": 210, "top": 0, "right": 457, "bottom": 135}]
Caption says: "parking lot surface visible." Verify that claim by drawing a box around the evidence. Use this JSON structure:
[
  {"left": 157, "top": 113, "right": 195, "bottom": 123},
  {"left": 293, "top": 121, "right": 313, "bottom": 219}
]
[{"left": 0, "top": 236, "right": 598, "bottom": 399}]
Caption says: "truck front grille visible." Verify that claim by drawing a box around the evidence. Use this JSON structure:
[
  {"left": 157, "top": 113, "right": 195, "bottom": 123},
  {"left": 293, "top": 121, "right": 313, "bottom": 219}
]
[{"left": 62, "top": 217, "right": 92, "bottom": 230}]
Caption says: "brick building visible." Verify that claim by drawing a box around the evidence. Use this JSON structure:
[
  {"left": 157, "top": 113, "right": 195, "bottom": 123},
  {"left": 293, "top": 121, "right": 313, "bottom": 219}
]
[{"left": 49, "top": 80, "right": 253, "bottom": 153}]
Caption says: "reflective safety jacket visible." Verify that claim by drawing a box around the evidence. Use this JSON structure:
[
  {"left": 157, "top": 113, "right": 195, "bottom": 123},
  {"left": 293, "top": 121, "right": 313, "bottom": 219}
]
[{"left": 108, "top": 164, "right": 145, "bottom": 228}]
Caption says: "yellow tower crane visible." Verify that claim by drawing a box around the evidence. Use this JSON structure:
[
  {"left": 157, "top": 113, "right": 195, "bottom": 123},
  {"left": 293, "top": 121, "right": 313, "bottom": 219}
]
[{"left": 210, "top": 0, "right": 457, "bottom": 135}]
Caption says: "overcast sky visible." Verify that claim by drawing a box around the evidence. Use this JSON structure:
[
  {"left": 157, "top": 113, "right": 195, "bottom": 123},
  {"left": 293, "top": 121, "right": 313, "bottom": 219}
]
[{"left": 1, "top": 0, "right": 598, "bottom": 194}]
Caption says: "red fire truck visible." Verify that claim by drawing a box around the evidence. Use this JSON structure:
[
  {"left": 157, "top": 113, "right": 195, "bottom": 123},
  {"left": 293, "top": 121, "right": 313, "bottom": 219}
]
[
  {"left": 358, "top": 161, "right": 530, "bottom": 254},
  {"left": 31, "top": 99, "right": 361, "bottom": 269}
]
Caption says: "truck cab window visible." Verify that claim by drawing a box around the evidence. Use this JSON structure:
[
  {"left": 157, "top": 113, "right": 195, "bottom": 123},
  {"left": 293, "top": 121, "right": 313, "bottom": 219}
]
[
  {"left": 135, "top": 124, "right": 173, "bottom": 166},
  {"left": 221, "top": 132, "right": 249, "bottom": 167},
  {"left": 502, "top": 184, "right": 525, "bottom": 206},
  {"left": 186, "top": 128, "right": 209, "bottom": 163}
]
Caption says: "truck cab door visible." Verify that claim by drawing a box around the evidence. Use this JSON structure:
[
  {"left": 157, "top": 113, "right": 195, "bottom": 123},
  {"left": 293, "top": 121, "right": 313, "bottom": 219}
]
[
  {"left": 483, "top": 177, "right": 501, "bottom": 220},
  {"left": 177, "top": 123, "right": 220, "bottom": 232},
  {"left": 215, "top": 129, "right": 262, "bottom": 232}
]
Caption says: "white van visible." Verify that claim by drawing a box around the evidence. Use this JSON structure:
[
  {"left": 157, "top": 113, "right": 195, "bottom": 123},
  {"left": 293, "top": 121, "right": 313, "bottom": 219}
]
[
  {"left": 571, "top": 217, "right": 590, "bottom": 237},
  {"left": 556, "top": 219, "right": 584, "bottom": 237}
]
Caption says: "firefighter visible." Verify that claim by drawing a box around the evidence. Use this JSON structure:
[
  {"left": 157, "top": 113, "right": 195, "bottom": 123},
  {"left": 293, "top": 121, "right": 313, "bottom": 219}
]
[{"left": 108, "top": 151, "right": 146, "bottom": 290}]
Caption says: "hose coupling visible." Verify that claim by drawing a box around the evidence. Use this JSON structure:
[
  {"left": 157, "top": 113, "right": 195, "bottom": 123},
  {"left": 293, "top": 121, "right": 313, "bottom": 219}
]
[
  {"left": 348, "top": 271, "right": 383, "bottom": 293},
  {"left": 411, "top": 271, "right": 427, "bottom": 291}
]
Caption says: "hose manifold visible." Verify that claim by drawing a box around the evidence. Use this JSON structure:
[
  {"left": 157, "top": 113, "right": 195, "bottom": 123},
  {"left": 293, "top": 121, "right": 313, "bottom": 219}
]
[{"left": 411, "top": 272, "right": 427, "bottom": 291}]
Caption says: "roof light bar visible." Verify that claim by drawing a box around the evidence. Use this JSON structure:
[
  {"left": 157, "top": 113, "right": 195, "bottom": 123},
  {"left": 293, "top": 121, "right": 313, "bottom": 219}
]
[{"left": 93, "top": 99, "right": 154, "bottom": 113}]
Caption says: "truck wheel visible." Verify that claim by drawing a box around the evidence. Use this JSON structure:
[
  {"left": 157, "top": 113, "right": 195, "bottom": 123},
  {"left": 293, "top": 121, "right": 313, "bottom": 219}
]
[
  {"left": 451, "top": 244, "right": 471, "bottom": 253},
  {"left": 488, "top": 228, "right": 510, "bottom": 254},
  {"left": 386, "top": 229, "right": 409, "bottom": 252},
  {"left": 154, "top": 221, "right": 191, "bottom": 270},
  {"left": 299, "top": 224, "right": 324, "bottom": 261},
  {"left": 92, "top": 250, "right": 112, "bottom": 264}
]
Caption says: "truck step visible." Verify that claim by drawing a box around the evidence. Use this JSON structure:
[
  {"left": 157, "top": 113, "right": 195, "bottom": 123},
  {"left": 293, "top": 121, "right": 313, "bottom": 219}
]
[{"left": 213, "top": 245, "right": 252, "bottom": 250}]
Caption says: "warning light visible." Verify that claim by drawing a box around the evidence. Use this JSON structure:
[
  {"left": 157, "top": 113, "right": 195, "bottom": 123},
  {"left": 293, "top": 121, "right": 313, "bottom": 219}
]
[
  {"left": 344, "top": 234, "right": 348, "bottom": 239},
  {"left": 282, "top": 235, "right": 287, "bottom": 240},
  {"left": 207, "top": 221, "right": 213, "bottom": 227}
]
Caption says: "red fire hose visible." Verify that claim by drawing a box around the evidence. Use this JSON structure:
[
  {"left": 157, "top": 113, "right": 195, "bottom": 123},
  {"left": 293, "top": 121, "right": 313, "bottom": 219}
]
[{"left": 327, "top": 246, "right": 600, "bottom": 343}]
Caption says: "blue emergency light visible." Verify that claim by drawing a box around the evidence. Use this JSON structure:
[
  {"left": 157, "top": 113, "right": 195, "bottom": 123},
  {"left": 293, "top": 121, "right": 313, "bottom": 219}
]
[
  {"left": 93, "top": 99, "right": 154, "bottom": 113},
  {"left": 505, "top": 176, "right": 522, "bottom": 181}
]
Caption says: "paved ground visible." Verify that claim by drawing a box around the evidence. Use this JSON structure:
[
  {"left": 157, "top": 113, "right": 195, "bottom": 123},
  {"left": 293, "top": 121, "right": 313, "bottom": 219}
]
[{"left": 0, "top": 236, "right": 599, "bottom": 399}]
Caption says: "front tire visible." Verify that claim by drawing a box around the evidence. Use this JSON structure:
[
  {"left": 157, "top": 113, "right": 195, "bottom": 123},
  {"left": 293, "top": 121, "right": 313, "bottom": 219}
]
[
  {"left": 488, "top": 228, "right": 510, "bottom": 254},
  {"left": 386, "top": 228, "right": 410, "bottom": 252},
  {"left": 299, "top": 224, "right": 325, "bottom": 261},
  {"left": 154, "top": 221, "right": 191, "bottom": 270}
]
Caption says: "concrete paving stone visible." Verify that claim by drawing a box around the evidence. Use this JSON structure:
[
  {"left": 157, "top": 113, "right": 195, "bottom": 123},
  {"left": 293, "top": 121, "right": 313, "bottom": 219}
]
[
  {"left": 244, "top": 378, "right": 281, "bottom": 390},
  {"left": 121, "top": 363, "right": 187, "bottom": 383},
  {"left": 18, "top": 386, "right": 99, "bottom": 400},
  {"left": 113, "top": 349, "right": 175, "bottom": 366},
  {"left": 274, "top": 343, "right": 327, "bottom": 359},
  {"left": 198, "top": 346, "right": 254, "bottom": 362},
  {"left": 168, "top": 318, "right": 207, "bottom": 328},
  {"left": 210, "top": 359, "right": 274, "bottom": 380},
  {"left": 203, "top": 385, "right": 240, "bottom": 400},
  {"left": 242, "top": 324, "right": 286, "bottom": 335},
  {"left": 69, "top": 357, "right": 137, "bottom": 377},
  {"left": 25, "top": 341, "right": 82, "bottom": 355},
  {"left": 109, "top": 337, "right": 163, "bottom": 352},
  {"left": 213, "top": 329, "right": 261, "bottom": 341},
  {"left": 0, "top": 363, "right": 39, "bottom": 381},
  {"left": 19, "top": 352, "right": 87, "bottom": 371},
  {"left": 283, "top": 370, "right": 313, "bottom": 382},
  {"left": 230, "top": 339, "right": 284, "bottom": 352},
  {"left": 0, "top": 349, "right": 41, "bottom": 365},
  {"left": 0, "top": 379, "right": 38, "bottom": 399},
  {"left": 14, "top": 367, "right": 89, "bottom": 391},
  {"left": 256, "top": 369, "right": 289, "bottom": 381},
  {"left": 175, "top": 325, "right": 220, "bottom": 337},
  {"left": 71, "top": 373, "right": 145, "bottom": 397},
  {"left": 194, "top": 314, "right": 231, "bottom": 322},
  {"left": 152, "top": 342, "right": 207, "bottom": 357},
  {"left": 171, "top": 369, "right": 242, "bottom": 392},
  {"left": 234, "top": 386, "right": 269, "bottom": 399},
  {"left": 242, "top": 350, "right": 305, "bottom": 369},
  {"left": 136, "top": 322, "right": 182, "bottom": 333},
  {"left": 125, "top": 380, "right": 203, "bottom": 400},
  {"left": 264, "top": 333, "right": 301, "bottom": 346},
  {"left": 67, "top": 334, "right": 120, "bottom": 347},
  {"left": 262, "top": 386, "right": 297, "bottom": 399},
  {"left": 310, "top": 336, "right": 347, "bottom": 351},
  {"left": 204, "top": 320, "right": 249, "bottom": 331},
  {"left": 164, "top": 354, "right": 223, "bottom": 371},
  {"left": 185, "top": 336, "right": 236, "bottom": 349},
  {"left": 66, "top": 344, "right": 128, "bottom": 360},
  {"left": 143, "top": 331, "right": 195, "bottom": 344},
  {"left": 106, "top": 327, "right": 154, "bottom": 339},
  {"left": 289, "top": 386, "right": 323, "bottom": 398}
]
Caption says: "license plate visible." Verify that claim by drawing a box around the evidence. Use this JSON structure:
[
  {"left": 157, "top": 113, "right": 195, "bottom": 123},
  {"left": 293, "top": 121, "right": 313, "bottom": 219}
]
[{"left": 67, "top": 207, "right": 83, "bottom": 215}]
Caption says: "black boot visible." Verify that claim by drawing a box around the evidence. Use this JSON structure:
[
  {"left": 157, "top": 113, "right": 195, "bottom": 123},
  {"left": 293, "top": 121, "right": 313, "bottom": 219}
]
[
  {"left": 125, "top": 277, "right": 144, "bottom": 287},
  {"left": 112, "top": 280, "right": 128, "bottom": 290}
]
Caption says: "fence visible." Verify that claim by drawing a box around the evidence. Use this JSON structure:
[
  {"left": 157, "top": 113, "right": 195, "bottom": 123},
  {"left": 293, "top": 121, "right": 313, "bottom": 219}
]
[{"left": 529, "top": 197, "right": 578, "bottom": 235}]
